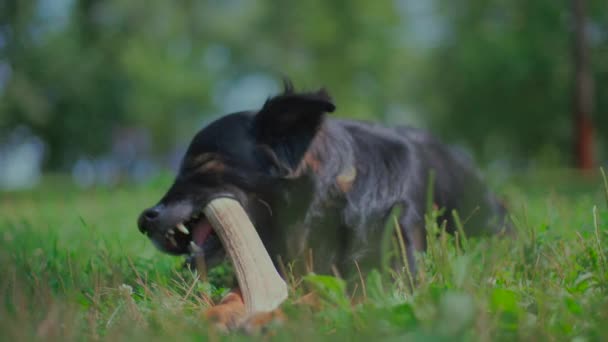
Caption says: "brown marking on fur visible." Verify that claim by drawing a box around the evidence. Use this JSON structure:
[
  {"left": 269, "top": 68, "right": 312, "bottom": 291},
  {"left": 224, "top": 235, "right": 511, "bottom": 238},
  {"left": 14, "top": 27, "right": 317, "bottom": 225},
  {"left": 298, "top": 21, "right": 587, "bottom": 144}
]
[
  {"left": 336, "top": 166, "right": 357, "bottom": 193},
  {"left": 304, "top": 151, "right": 322, "bottom": 173},
  {"left": 204, "top": 289, "right": 246, "bottom": 331},
  {"left": 287, "top": 150, "right": 321, "bottom": 178},
  {"left": 239, "top": 309, "right": 287, "bottom": 335},
  {"left": 189, "top": 153, "right": 216, "bottom": 165},
  {"left": 240, "top": 291, "right": 324, "bottom": 334},
  {"left": 294, "top": 292, "right": 322, "bottom": 308},
  {"left": 206, "top": 290, "right": 334, "bottom": 333},
  {"left": 187, "top": 153, "right": 225, "bottom": 174},
  {"left": 197, "top": 159, "right": 225, "bottom": 174},
  {"left": 258, "top": 125, "right": 328, "bottom": 178},
  {"left": 259, "top": 142, "right": 324, "bottom": 178},
  {"left": 292, "top": 129, "right": 327, "bottom": 177}
]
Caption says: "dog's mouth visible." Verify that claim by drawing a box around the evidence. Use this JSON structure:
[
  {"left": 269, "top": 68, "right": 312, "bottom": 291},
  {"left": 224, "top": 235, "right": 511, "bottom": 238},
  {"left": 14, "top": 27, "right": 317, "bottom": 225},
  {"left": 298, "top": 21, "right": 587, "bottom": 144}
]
[{"left": 154, "top": 209, "right": 224, "bottom": 262}]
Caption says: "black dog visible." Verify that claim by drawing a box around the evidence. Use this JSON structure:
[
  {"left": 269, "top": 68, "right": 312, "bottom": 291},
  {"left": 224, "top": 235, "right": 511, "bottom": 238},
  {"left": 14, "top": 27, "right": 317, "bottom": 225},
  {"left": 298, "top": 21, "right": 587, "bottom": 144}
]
[{"left": 137, "top": 82, "right": 509, "bottom": 283}]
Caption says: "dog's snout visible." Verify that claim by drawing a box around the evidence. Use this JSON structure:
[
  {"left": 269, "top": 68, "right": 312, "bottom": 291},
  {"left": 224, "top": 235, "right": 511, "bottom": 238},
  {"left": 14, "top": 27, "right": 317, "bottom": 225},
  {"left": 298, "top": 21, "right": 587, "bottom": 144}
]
[{"left": 137, "top": 201, "right": 193, "bottom": 238}]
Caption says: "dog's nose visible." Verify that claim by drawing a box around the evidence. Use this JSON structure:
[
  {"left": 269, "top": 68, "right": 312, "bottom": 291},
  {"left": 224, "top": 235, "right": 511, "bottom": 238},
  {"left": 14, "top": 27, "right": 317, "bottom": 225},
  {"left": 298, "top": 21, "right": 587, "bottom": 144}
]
[
  {"left": 143, "top": 207, "right": 160, "bottom": 220},
  {"left": 138, "top": 207, "right": 161, "bottom": 234}
]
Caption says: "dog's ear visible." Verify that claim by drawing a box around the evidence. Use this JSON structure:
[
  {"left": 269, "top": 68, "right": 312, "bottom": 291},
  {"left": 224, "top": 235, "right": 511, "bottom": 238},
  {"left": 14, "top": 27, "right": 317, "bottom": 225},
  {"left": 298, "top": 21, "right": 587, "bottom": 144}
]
[{"left": 253, "top": 85, "right": 335, "bottom": 177}]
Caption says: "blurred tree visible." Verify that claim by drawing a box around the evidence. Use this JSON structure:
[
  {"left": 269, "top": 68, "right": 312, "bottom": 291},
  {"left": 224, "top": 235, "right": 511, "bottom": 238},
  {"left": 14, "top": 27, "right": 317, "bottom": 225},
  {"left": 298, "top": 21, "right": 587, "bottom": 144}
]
[
  {"left": 0, "top": 0, "right": 409, "bottom": 169},
  {"left": 419, "top": 0, "right": 607, "bottom": 166},
  {"left": 572, "top": 0, "right": 595, "bottom": 170},
  {"left": 0, "top": 0, "right": 606, "bottom": 172},
  {"left": 0, "top": 0, "right": 129, "bottom": 167}
]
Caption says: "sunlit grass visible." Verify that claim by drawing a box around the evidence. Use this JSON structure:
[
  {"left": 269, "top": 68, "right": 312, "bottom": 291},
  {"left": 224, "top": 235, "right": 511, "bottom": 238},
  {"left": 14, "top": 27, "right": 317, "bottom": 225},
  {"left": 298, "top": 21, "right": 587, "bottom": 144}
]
[{"left": 0, "top": 170, "right": 606, "bottom": 341}]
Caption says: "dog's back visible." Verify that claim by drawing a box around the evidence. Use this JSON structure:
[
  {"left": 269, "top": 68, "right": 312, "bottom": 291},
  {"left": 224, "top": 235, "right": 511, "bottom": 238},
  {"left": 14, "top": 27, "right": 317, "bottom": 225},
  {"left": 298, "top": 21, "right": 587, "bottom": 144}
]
[{"left": 270, "top": 118, "right": 510, "bottom": 276}]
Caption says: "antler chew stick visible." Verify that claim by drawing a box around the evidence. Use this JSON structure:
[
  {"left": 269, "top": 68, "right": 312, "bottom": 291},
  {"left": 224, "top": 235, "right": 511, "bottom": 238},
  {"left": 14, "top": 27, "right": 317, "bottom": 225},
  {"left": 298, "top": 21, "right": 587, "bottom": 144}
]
[{"left": 203, "top": 197, "right": 288, "bottom": 314}]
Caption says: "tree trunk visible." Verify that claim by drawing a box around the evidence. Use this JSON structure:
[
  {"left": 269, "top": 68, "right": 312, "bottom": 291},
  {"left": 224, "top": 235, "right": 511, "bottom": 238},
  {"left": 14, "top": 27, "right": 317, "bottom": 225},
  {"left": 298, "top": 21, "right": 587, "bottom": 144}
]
[{"left": 572, "top": 0, "right": 595, "bottom": 170}]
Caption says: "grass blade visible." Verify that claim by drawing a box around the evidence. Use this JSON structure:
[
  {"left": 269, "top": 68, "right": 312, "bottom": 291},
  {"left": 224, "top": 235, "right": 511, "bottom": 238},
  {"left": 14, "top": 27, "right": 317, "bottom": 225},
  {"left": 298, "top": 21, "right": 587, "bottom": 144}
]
[{"left": 600, "top": 167, "right": 608, "bottom": 209}]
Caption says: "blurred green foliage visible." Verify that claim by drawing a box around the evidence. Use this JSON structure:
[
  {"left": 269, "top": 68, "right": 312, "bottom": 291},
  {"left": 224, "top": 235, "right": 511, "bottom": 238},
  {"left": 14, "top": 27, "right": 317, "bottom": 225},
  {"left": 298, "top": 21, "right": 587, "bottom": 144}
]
[
  {"left": 425, "top": 0, "right": 608, "bottom": 164},
  {"left": 0, "top": 0, "right": 606, "bottom": 169}
]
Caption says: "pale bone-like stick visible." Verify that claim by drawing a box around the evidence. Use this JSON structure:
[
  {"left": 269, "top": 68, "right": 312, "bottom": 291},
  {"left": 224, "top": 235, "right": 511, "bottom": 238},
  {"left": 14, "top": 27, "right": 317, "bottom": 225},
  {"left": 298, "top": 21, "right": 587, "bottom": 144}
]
[{"left": 203, "top": 197, "right": 288, "bottom": 314}]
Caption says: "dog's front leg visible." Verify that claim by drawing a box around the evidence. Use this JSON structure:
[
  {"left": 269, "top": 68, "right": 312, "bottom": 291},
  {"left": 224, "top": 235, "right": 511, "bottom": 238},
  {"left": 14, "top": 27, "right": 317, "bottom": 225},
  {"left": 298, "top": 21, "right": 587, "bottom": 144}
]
[
  {"left": 398, "top": 208, "right": 427, "bottom": 277},
  {"left": 204, "top": 288, "right": 246, "bottom": 331},
  {"left": 205, "top": 288, "right": 287, "bottom": 333}
]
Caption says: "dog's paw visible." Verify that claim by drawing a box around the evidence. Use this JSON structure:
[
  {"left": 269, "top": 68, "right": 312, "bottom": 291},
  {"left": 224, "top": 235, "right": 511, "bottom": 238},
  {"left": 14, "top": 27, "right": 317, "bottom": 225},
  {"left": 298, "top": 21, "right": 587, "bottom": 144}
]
[
  {"left": 238, "top": 309, "right": 286, "bottom": 335},
  {"left": 204, "top": 291, "right": 246, "bottom": 332}
]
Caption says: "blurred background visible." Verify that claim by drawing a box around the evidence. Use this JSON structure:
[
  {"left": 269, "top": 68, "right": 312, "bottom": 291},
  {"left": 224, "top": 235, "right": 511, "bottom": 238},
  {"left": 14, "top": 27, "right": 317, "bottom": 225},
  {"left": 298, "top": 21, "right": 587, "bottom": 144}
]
[{"left": 0, "top": 0, "right": 606, "bottom": 190}]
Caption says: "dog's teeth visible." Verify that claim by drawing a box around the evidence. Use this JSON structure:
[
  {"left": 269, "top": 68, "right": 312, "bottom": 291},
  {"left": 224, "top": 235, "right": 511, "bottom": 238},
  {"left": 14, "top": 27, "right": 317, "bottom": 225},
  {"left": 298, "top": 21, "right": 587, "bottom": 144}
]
[
  {"left": 176, "top": 223, "right": 189, "bottom": 235},
  {"left": 189, "top": 241, "right": 203, "bottom": 254},
  {"left": 168, "top": 236, "right": 178, "bottom": 247},
  {"left": 167, "top": 228, "right": 175, "bottom": 235}
]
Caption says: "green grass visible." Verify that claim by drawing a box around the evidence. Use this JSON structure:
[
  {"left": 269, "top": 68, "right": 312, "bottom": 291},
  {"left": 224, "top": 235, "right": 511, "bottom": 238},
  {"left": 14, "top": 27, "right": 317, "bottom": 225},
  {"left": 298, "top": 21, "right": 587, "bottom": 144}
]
[{"left": 1, "top": 170, "right": 607, "bottom": 341}]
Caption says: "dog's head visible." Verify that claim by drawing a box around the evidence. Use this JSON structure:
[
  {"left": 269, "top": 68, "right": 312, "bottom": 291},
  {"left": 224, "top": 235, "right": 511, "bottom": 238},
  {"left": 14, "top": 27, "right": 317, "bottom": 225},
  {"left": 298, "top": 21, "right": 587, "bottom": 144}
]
[{"left": 137, "top": 84, "right": 335, "bottom": 265}]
